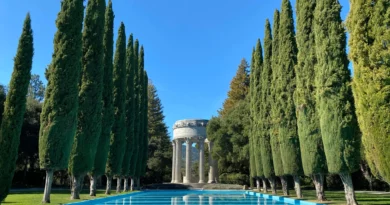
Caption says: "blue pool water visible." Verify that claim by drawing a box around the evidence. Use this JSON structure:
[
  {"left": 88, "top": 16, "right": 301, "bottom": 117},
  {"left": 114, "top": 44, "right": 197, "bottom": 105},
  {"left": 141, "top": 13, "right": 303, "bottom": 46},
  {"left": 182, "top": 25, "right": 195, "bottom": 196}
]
[{"left": 66, "top": 190, "right": 322, "bottom": 205}]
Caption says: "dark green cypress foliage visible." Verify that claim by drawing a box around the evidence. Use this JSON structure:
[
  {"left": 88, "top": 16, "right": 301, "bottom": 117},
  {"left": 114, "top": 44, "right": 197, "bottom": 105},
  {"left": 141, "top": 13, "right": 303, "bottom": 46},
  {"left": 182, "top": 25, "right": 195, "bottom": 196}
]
[
  {"left": 277, "top": 0, "right": 302, "bottom": 176},
  {"left": 135, "top": 46, "right": 145, "bottom": 179},
  {"left": 91, "top": 0, "right": 114, "bottom": 179},
  {"left": 39, "top": 0, "right": 84, "bottom": 202},
  {"left": 347, "top": 0, "right": 390, "bottom": 183},
  {"left": 259, "top": 19, "right": 276, "bottom": 190},
  {"left": 295, "top": 0, "right": 327, "bottom": 200},
  {"left": 129, "top": 40, "right": 140, "bottom": 178},
  {"left": 121, "top": 34, "right": 135, "bottom": 179},
  {"left": 0, "top": 13, "right": 33, "bottom": 202},
  {"left": 270, "top": 10, "right": 284, "bottom": 178},
  {"left": 314, "top": 0, "right": 360, "bottom": 204},
  {"left": 253, "top": 40, "right": 264, "bottom": 181},
  {"left": 141, "top": 70, "right": 149, "bottom": 176},
  {"left": 105, "top": 23, "right": 127, "bottom": 177},
  {"left": 68, "top": 0, "right": 106, "bottom": 195},
  {"left": 249, "top": 48, "right": 257, "bottom": 184},
  {"left": 0, "top": 85, "right": 6, "bottom": 125}
]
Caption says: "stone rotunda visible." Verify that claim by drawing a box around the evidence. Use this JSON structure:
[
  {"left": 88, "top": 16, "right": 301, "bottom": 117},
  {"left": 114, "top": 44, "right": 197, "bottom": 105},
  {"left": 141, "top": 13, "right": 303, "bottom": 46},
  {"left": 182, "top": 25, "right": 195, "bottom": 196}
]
[{"left": 171, "top": 119, "right": 218, "bottom": 184}]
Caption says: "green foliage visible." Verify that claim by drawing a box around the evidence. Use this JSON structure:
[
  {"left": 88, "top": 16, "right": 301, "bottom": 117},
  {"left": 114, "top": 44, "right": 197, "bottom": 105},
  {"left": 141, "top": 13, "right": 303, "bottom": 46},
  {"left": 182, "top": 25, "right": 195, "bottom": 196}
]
[
  {"left": 144, "top": 82, "right": 172, "bottom": 184},
  {"left": 269, "top": 10, "right": 284, "bottom": 177},
  {"left": 135, "top": 46, "right": 146, "bottom": 177},
  {"left": 219, "top": 59, "right": 250, "bottom": 116},
  {"left": 68, "top": 0, "right": 106, "bottom": 177},
  {"left": 27, "top": 74, "right": 45, "bottom": 102},
  {"left": 0, "top": 85, "right": 6, "bottom": 125},
  {"left": 259, "top": 20, "right": 275, "bottom": 179},
  {"left": 121, "top": 34, "right": 135, "bottom": 177},
  {"left": 314, "top": 0, "right": 360, "bottom": 174},
  {"left": 141, "top": 70, "right": 149, "bottom": 176},
  {"left": 105, "top": 23, "right": 127, "bottom": 177},
  {"left": 39, "top": 0, "right": 84, "bottom": 170},
  {"left": 0, "top": 13, "right": 33, "bottom": 202},
  {"left": 295, "top": 0, "right": 327, "bottom": 175},
  {"left": 347, "top": 0, "right": 390, "bottom": 182},
  {"left": 91, "top": 0, "right": 114, "bottom": 177},
  {"left": 129, "top": 40, "right": 140, "bottom": 177},
  {"left": 276, "top": 0, "right": 303, "bottom": 176},
  {"left": 252, "top": 40, "right": 264, "bottom": 178},
  {"left": 248, "top": 48, "right": 256, "bottom": 180}
]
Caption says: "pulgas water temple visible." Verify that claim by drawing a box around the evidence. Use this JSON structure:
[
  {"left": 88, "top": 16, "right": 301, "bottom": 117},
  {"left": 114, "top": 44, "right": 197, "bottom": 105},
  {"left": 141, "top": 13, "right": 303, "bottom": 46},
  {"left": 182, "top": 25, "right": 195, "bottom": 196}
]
[{"left": 171, "top": 119, "right": 218, "bottom": 184}]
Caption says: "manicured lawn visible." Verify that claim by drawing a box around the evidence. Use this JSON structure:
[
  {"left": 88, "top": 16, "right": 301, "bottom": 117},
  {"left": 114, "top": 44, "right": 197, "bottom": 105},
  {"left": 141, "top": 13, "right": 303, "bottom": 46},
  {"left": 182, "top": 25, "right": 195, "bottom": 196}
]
[
  {"left": 3, "top": 189, "right": 133, "bottom": 205},
  {"left": 270, "top": 190, "right": 390, "bottom": 205}
]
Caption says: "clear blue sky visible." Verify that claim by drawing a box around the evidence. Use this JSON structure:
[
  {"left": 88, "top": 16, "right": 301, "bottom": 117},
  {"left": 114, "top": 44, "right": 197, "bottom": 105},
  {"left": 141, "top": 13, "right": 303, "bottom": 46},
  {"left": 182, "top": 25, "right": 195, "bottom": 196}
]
[{"left": 0, "top": 0, "right": 350, "bottom": 139}]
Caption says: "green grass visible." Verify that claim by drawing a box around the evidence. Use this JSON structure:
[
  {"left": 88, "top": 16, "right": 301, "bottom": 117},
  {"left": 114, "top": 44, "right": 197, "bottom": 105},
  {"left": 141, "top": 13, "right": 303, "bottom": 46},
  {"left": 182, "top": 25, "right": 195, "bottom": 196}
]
[
  {"left": 2, "top": 189, "right": 134, "bottom": 205},
  {"left": 257, "top": 189, "right": 390, "bottom": 205}
]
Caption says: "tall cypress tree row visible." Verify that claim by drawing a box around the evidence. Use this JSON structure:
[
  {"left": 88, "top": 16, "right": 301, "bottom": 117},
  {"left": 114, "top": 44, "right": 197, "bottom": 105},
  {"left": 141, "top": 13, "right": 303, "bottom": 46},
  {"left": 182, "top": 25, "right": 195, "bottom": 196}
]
[
  {"left": 260, "top": 19, "right": 277, "bottom": 194},
  {"left": 105, "top": 23, "right": 127, "bottom": 195},
  {"left": 277, "top": 0, "right": 303, "bottom": 198},
  {"left": 90, "top": 0, "right": 114, "bottom": 197},
  {"left": 249, "top": 48, "right": 257, "bottom": 188},
  {"left": 270, "top": 9, "right": 288, "bottom": 196},
  {"left": 68, "top": 0, "right": 106, "bottom": 199},
  {"left": 0, "top": 13, "right": 33, "bottom": 203},
  {"left": 129, "top": 40, "right": 140, "bottom": 190},
  {"left": 39, "top": 0, "right": 84, "bottom": 202},
  {"left": 121, "top": 34, "right": 135, "bottom": 192},
  {"left": 295, "top": 0, "right": 327, "bottom": 201},
  {"left": 314, "top": 0, "right": 361, "bottom": 204},
  {"left": 0, "top": 85, "right": 5, "bottom": 125},
  {"left": 253, "top": 39, "right": 265, "bottom": 191},
  {"left": 347, "top": 0, "right": 390, "bottom": 184}
]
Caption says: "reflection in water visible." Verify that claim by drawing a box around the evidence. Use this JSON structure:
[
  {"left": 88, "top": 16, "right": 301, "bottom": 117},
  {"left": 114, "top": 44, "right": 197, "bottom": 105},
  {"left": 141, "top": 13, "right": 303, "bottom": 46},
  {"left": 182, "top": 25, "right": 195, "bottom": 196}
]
[
  {"left": 208, "top": 196, "right": 214, "bottom": 205},
  {"left": 183, "top": 195, "right": 190, "bottom": 205},
  {"left": 199, "top": 195, "right": 204, "bottom": 205}
]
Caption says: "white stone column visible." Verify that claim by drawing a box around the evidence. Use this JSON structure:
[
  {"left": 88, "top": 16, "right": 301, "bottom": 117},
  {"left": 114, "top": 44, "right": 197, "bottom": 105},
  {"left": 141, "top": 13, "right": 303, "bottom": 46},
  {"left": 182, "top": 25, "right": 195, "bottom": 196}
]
[
  {"left": 198, "top": 139, "right": 205, "bottom": 183},
  {"left": 208, "top": 141, "right": 216, "bottom": 183},
  {"left": 175, "top": 139, "right": 182, "bottom": 183},
  {"left": 184, "top": 138, "right": 192, "bottom": 183},
  {"left": 171, "top": 141, "right": 176, "bottom": 183}
]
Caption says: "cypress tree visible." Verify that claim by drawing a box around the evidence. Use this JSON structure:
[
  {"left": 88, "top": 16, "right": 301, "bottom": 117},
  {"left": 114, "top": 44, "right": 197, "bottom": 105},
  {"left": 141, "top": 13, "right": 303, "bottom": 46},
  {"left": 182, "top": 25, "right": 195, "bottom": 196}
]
[
  {"left": 142, "top": 70, "right": 149, "bottom": 176},
  {"left": 347, "top": 0, "right": 390, "bottom": 184},
  {"left": 259, "top": 19, "right": 277, "bottom": 194},
  {"left": 253, "top": 40, "right": 265, "bottom": 191},
  {"left": 68, "top": 0, "right": 106, "bottom": 199},
  {"left": 0, "top": 13, "right": 33, "bottom": 203},
  {"left": 90, "top": 0, "right": 114, "bottom": 196},
  {"left": 134, "top": 46, "right": 145, "bottom": 184},
  {"left": 105, "top": 23, "right": 127, "bottom": 195},
  {"left": 295, "top": 0, "right": 327, "bottom": 201},
  {"left": 249, "top": 48, "right": 257, "bottom": 188},
  {"left": 270, "top": 9, "right": 288, "bottom": 196},
  {"left": 39, "top": 0, "right": 84, "bottom": 202},
  {"left": 0, "top": 85, "right": 5, "bottom": 124},
  {"left": 129, "top": 40, "right": 140, "bottom": 190},
  {"left": 277, "top": 0, "right": 303, "bottom": 198},
  {"left": 314, "top": 0, "right": 361, "bottom": 204},
  {"left": 121, "top": 34, "right": 135, "bottom": 192}
]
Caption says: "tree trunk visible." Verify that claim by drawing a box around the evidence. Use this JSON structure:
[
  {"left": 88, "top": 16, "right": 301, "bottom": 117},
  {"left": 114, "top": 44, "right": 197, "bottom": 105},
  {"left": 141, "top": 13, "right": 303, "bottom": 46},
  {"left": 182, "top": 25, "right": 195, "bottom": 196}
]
[
  {"left": 268, "top": 177, "right": 277, "bottom": 195},
  {"left": 130, "top": 178, "right": 134, "bottom": 191},
  {"left": 70, "top": 176, "right": 81, "bottom": 200},
  {"left": 360, "top": 163, "right": 373, "bottom": 191},
  {"left": 90, "top": 175, "right": 97, "bottom": 196},
  {"left": 312, "top": 174, "right": 326, "bottom": 201},
  {"left": 42, "top": 169, "right": 54, "bottom": 203},
  {"left": 256, "top": 178, "right": 260, "bottom": 191},
  {"left": 262, "top": 178, "right": 268, "bottom": 193},
  {"left": 280, "top": 176, "right": 289, "bottom": 196},
  {"left": 293, "top": 175, "right": 302, "bottom": 198},
  {"left": 123, "top": 177, "right": 129, "bottom": 192},
  {"left": 105, "top": 176, "right": 112, "bottom": 195},
  {"left": 340, "top": 173, "right": 358, "bottom": 205},
  {"left": 116, "top": 177, "right": 122, "bottom": 193},
  {"left": 136, "top": 177, "right": 140, "bottom": 190}
]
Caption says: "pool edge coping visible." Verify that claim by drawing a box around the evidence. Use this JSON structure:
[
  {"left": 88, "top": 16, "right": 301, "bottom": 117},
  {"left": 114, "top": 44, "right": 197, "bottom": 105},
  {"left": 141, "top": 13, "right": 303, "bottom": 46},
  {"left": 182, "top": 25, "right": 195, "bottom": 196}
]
[
  {"left": 245, "top": 191, "right": 326, "bottom": 205},
  {"left": 63, "top": 191, "right": 142, "bottom": 205}
]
